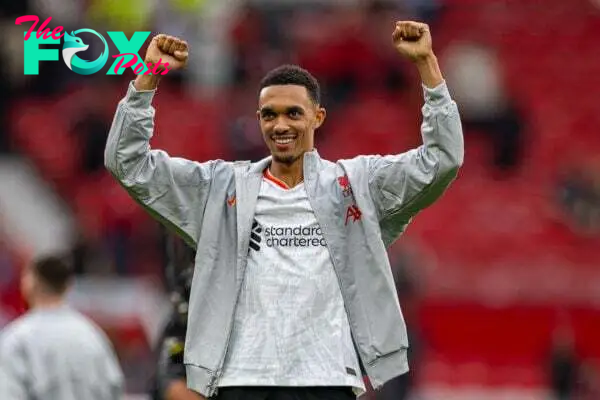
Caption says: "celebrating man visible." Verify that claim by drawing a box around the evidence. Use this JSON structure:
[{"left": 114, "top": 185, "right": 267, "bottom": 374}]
[{"left": 105, "top": 21, "right": 464, "bottom": 400}]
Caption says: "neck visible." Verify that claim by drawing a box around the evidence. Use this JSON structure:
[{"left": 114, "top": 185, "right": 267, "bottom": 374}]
[
  {"left": 30, "top": 294, "right": 65, "bottom": 310},
  {"left": 269, "top": 158, "right": 304, "bottom": 188}
]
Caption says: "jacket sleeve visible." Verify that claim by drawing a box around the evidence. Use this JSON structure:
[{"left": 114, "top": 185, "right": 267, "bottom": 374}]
[
  {"left": 367, "top": 81, "right": 464, "bottom": 240},
  {"left": 104, "top": 82, "right": 216, "bottom": 248}
]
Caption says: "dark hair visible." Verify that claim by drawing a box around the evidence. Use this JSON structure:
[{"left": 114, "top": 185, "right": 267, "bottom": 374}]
[
  {"left": 32, "top": 255, "right": 74, "bottom": 294},
  {"left": 259, "top": 64, "right": 321, "bottom": 104}
]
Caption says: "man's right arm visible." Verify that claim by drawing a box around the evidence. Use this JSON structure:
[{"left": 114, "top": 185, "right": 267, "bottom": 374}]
[
  {"left": 104, "top": 79, "right": 215, "bottom": 248},
  {"left": 105, "top": 35, "right": 213, "bottom": 248}
]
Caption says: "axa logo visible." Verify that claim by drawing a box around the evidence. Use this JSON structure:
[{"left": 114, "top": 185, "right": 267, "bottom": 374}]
[
  {"left": 16, "top": 15, "right": 170, "bottom": 75},
  {"left": 345, "top": 205, "right": 362, "bottom": 226}
]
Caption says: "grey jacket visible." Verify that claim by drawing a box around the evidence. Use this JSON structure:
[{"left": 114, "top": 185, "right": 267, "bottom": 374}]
[
  {"left": 105, "top": 80, "right": 464, "bottom": 397},
  {"left": 0, "top": 306, "right": 124, "bottom": 400}
]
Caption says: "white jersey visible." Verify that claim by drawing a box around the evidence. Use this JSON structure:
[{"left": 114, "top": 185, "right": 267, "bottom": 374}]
[{"left": 219, "top": 170, "right": 365, "bottom": 394}]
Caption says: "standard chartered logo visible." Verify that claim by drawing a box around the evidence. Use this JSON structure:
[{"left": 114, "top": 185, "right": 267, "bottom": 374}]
[
  {"left": 250, "top": 220, "right": 327, "bottom": 251},
  {"left": 264, "top": 225, "right": 327, "bottom": 248}
]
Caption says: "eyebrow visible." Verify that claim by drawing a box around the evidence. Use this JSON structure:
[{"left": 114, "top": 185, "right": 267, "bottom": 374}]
[{"left": 260, "top": 105, "right": 305, "bottom": 115}]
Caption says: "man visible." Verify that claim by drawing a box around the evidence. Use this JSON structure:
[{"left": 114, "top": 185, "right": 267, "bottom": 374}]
[
  {"left": 105, "top": 20, "right": 464, "bottom": 399},
  {"left": 152, "top": 306, "right": 200, "bottom": 400},
  {"left": 0, "top": 255, "right": 124, "bottom": 399},
  {"left": 151, "top": 285, "right": 201, "bottom": 400}
]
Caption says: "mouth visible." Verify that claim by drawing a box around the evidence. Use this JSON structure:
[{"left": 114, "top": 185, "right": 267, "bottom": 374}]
[{"left": 271, "top": 135, "right": 297, "bottom": 150}]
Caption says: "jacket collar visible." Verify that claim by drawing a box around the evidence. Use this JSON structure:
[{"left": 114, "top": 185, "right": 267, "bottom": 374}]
[{"left": 248, "top": 149, "right": 323, "bottom": 180}]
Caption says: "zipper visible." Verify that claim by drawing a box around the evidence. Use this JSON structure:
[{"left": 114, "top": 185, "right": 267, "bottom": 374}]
[
  {"left": 367, "top": 357, "right": 379, "bottom": 366},
  {"left": 366, "top": 346, "right": 407, "bottom": 366},
  {"left": 208, "top": 256, "right": 247, "bottom": 396},
  {"left": 324, "top": 234, "right": 380, "bottom": 376},
  {"left": 210, "top": 167, "right": 257, "bottom": 396},
  {"left": 303, "top": 171, "right": 373, "bottom": 375},
  {"left": 208, "top": 305, "right": 234, "bottom": 397},
  {"left": 327, "top": 247, "right": 372, "bottom": 368}
]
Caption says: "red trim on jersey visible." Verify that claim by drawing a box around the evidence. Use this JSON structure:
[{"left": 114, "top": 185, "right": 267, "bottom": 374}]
[{"left": 263, "top": 168, "right": 291, "bottom": 190}]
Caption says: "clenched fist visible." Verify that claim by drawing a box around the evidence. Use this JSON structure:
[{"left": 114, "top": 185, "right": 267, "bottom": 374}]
[
  {"left": 146, "top": 34, "right": 189, "bottom": 73},
  {"left": 135, "top": 34, "right": 189, "bottom": 90},
  {"left": 392, "top": 21, "right": 433, "bottom": 62}
]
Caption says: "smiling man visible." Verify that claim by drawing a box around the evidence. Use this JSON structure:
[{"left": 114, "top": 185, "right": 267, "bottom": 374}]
[
  {"left": 256, "top": 72, "right": 325, "bottom": 184},
  {"left": 105, "top": 21, "right": 464, "bottom": 400}
]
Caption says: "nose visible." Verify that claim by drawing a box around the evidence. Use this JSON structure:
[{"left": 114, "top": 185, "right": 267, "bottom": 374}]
[{"left": 273, "top": 120, "right": 290, "bottom": 134}]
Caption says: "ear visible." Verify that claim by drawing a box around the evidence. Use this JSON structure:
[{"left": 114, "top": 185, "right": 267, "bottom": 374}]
[
  {"left": 256, "top": 109, "right": 261, "bottom": 122},
  {"left": 20, "top": 268, "right": 34, "bottom": 299},
  {"left": 314, "top": 106, "right": 326, "bottom": 129}
]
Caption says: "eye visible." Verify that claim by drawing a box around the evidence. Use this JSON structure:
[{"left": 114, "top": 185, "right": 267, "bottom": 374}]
[
  {"left": 262, "top": 112, "right": 275, "bottom": 121},
  {"left": 289, "top": 110, "right": 301, "bottom": 118}
]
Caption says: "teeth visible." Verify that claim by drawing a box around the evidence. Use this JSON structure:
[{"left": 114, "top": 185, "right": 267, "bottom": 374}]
[{"left": 274, "top": 137, "right": 294, "bottom": 144}]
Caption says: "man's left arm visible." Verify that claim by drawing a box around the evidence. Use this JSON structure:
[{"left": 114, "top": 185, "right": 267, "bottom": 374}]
[{"left": 368, "top": 21, "right": 464, "bottom": 228}]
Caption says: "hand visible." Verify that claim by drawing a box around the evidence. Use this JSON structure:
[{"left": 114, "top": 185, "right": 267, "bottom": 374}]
[
  {"left": 165, "top": 380, "right": 206, "bottom": 400},
  {"left": 392, "top": 21, "right": 433, "bottom": 62},
  {"left": 135, "top": 34, "right": 189, "bottom": 90},
  {"left": 145, "top": 34, "right": 189, "bottom": 73}
]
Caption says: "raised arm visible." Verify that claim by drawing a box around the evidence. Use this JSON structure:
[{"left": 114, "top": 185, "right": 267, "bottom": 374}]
[
  {"left": 105, "top": 35, "right": 215, "bottom": 248},
  {"left": 368, "top": 22, "right": 464, "bottom": 245}
]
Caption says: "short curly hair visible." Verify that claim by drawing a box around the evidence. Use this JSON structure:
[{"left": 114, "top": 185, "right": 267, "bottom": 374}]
[{"left": 259, "top": 64, "right": 321, "bottom": 105}]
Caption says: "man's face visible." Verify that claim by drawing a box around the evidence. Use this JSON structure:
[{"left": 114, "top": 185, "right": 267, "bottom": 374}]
[{"left": 257, "top": 85, "right": 325, "bottom": 165}]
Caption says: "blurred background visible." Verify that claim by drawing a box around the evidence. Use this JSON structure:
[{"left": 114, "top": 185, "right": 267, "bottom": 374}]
[{"left": 1, "top": 0, "right": 600, "bottom": 398}]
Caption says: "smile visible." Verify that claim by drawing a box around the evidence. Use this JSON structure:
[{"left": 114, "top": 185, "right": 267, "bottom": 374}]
[{"left": 272, "top": 136, "right": 296, "bottom": 145}]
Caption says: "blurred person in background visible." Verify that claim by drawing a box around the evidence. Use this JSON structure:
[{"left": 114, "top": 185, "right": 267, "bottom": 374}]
[
  {"left": 105, "top": 20, "right": 463, "bottom": 400},
  {"left": 374, "top": 246, "right": 424, "bottom": 400},
  {"left": 556, "top": 158, "right": 600, "bottom": 236},
  {"left": 547, "top": 317, "right": 580, "bottom": 400},
  {"left": 443, "top": 41, "right": 524, "bottom": 173},
  {"left": 0, "top": 255, "right": 124, "bottom": 399},
  {"left": 576, "top": 362, "right": 600, "bottom": 400},
  {"left": 150, "top": 230, "right": 202, "bottom": 400}
]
